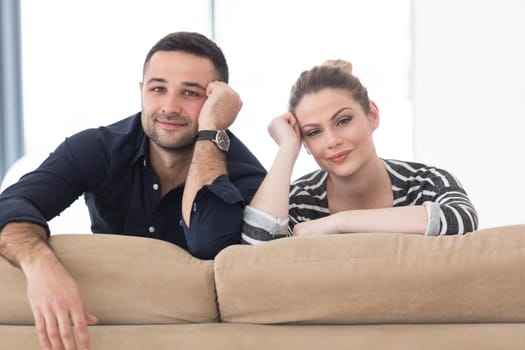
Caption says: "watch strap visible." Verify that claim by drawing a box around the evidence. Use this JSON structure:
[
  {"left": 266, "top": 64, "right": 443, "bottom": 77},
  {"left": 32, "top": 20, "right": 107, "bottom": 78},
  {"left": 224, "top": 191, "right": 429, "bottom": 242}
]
[{"left": 195, "top": 130, "right": 218, "bottom": 141}]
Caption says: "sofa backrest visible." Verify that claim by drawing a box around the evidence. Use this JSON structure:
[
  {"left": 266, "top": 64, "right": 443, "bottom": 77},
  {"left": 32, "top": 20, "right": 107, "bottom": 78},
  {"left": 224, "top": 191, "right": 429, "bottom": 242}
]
[
  {"left": 0, "top": 233, "right": 218, "bottom": 325},
  {"left": 2, "top": 225, "right": 525, "bottom": 326},
  {"left": 214, "top": 225, "right": 525, "bottom": 324}
]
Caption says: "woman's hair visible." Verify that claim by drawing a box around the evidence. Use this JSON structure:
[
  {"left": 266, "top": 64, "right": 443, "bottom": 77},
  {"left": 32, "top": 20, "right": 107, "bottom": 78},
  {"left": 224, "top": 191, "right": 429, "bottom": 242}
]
[
  {"left": 143, "top": 32, "right": 229, "bottom": 83},
  {"left": 288, "top": 59, "right": 370, "bottom": 114}
]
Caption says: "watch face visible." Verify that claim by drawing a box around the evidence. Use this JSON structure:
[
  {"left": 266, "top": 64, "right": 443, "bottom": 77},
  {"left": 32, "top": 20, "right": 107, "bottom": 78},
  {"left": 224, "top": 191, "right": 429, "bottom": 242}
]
[{"left": 216, "top": 130, "right": 230, "bottom": 151}]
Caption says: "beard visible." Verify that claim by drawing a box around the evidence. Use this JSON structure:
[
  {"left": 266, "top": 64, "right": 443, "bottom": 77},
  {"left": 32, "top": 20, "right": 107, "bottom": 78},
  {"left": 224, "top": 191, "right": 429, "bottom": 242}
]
[
  {"left": 142, "top": 113, "right": 197, "bottom": 152},
  {"left": 148, "top": 129, "right": 196, "bottom": 151}
]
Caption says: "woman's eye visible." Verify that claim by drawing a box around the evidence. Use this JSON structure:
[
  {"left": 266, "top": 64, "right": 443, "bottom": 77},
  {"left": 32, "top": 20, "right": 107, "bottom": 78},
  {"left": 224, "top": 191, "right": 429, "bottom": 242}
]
[
  {"left": 305, "top": 129, "right": 321, "bottom": 137},
  {"left": 336, "top": 116, "right": 352, "bottom": 127}
]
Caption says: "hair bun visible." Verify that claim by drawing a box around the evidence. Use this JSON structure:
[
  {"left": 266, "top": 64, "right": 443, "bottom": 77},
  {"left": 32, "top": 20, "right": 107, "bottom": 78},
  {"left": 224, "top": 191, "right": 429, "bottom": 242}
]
[{"left": 322, "top": 59, "right": 353, "bottom": 75}]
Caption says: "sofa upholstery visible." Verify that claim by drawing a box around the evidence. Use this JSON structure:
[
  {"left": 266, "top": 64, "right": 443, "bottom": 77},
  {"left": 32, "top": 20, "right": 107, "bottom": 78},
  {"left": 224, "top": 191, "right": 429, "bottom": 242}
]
[{"left": 1, "top": 225, "right": 525, "bottom": 349}]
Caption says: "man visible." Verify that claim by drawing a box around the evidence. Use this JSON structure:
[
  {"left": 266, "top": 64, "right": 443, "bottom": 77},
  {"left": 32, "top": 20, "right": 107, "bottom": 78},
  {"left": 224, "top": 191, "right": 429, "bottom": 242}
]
[{"left": 0, "top": 32, "right": 266, "bottom": 350}]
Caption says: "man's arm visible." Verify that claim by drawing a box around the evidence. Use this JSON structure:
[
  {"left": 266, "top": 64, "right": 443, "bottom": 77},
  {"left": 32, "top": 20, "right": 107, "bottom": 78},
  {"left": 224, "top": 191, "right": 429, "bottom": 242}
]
[
  {"left": 182, "top": 140, "right": 228, "bottom": 226},
  {"left": 0, "top": 222, "right": 97, "bottom": 350},
  {"left": 182, "top": 81, "right": 242, "bottom": 226},
  {"left": 181, "top": 81, "right": 245, "bottom": 258}
]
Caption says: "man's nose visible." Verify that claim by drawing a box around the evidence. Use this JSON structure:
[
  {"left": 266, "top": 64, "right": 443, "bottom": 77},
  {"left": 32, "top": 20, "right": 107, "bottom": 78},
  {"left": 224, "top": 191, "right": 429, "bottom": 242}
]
[{"left": 161, "top": 94, "right": 183, "bottom": 115}]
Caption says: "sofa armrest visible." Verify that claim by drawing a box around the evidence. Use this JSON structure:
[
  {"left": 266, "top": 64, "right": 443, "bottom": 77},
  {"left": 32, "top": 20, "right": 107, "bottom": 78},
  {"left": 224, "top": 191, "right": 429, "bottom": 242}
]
[{"left": 215, "top": 225, "right": 525, "bottom": 324}]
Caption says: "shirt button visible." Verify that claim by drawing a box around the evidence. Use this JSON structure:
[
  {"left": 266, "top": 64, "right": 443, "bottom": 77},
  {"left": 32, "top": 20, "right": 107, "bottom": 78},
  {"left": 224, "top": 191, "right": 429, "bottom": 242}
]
[
  {"left": 148, "top": 226, "right": 155, "bottom": 233},
  {"left": 153, "top": 183, "right": 159, "bottom": 190}
]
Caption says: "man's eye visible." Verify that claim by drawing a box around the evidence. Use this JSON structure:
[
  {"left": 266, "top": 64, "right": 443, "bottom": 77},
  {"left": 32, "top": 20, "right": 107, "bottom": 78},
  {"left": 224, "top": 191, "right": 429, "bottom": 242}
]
[
  {"left": 336, "top": 116, "right": 352, "bottom": 127},
  {"left": 183, "top": 90, "right": 199, "bottom": 97},
  {"left": 151, "top": 87, "right": 166, "bottom": 93}
]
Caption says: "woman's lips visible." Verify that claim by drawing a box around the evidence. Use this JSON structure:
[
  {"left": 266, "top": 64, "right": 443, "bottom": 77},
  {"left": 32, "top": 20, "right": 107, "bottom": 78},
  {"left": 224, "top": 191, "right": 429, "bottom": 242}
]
[{"left": 328, "top": 150, "right": 351, "bottom": 163}]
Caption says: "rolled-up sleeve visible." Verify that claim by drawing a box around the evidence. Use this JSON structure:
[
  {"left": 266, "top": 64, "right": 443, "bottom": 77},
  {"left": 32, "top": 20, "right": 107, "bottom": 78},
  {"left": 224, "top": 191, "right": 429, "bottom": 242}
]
[
  {"left": 0, "top": 196, "right": 50, "bottom": 234},
  {"left": 181, "top": 175, "right": 245, "bottom": 259},
  {"left": 241, "top": 206, "right": 289, "bottom": 244}
]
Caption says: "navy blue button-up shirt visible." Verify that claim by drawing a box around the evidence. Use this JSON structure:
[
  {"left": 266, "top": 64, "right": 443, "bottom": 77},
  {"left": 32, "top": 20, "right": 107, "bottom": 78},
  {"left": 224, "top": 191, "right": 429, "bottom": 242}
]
[{"left": 0, "top": 113, "right": 266, "bottom": 259}]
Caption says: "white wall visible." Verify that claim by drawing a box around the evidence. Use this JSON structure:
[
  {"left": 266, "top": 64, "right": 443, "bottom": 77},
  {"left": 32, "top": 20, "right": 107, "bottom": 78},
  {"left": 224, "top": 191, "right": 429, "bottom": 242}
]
[
  {"left": 16, "top": 0, "right": 412, "bottom": 233},
  {"left": 413, "top": 0, "right": 525, "bottom": 228},
  {"left": 214, "top": 0, "right": 413, "bottom": 179},
  {"left": 18, "top": 1, "right": 521, "bottom": 232}
]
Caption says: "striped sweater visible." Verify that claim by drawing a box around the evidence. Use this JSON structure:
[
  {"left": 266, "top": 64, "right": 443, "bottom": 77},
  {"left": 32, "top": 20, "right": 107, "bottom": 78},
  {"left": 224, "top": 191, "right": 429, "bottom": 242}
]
[{"left": 242, "top": 159, "right": 478, "bottom": 244}]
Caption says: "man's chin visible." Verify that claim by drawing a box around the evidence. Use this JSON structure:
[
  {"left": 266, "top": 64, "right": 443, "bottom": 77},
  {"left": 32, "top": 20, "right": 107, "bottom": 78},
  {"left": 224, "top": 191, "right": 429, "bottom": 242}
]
[{"left": 156, "top": 140, "right": 195, "bottom": 152}]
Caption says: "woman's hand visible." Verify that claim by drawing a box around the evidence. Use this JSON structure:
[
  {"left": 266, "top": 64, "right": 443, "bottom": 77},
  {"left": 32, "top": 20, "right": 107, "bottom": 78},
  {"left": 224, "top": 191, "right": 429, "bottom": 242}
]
[
  {"left": 292, "top": 215, "right": 340, "bottom": 236},
  {"left": 268, "top": 112, "right": 302, "bottom": 156}
]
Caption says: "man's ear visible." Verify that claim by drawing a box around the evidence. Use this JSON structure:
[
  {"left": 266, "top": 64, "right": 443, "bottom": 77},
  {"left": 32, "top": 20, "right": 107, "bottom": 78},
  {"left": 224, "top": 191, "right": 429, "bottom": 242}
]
[{"left": 368, "top": 100, "right": 380, "bottom": 131}]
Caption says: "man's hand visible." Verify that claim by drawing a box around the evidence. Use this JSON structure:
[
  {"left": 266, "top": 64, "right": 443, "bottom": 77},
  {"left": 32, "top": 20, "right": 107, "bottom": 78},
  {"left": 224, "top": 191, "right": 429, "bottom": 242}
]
[
  {"left": 198, "top": 81, "right": 242, "bottom": 130},
  {"left": 0, "top": 223, "right": 97, "bottom": 350},
  {"left": 23, "top": 253, "right": 97, "bottom": 350}
]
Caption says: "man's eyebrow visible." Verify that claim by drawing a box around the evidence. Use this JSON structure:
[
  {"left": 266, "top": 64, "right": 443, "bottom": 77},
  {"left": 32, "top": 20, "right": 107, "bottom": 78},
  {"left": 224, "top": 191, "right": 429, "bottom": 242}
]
[
  {"left": 144, "top": 78, "right": 206, "bottom": 91},
  {"left": 181, "top": 81, "right": 206, "bottom": 91},
  {"left": 145, "top": 77, "right": 167, "bottom": 85}
]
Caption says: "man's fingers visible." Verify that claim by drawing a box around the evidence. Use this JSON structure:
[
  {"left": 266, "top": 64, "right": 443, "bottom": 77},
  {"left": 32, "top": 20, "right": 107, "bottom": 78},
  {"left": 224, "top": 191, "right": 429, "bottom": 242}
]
[
  {"left": 85, "top": 310, "right": 98, "bottom": 325},
  {"left": 34, "top": 310, "right": 52, "bottom": 350},
  {"left": 71, "top": 306, "right": 95, "bottom": 350},
  {"left": 57, "top": 310, "right": 77, "bottom": 350},
  {"left": 44, "top": 311, "right": 65, "bottom": 350}
]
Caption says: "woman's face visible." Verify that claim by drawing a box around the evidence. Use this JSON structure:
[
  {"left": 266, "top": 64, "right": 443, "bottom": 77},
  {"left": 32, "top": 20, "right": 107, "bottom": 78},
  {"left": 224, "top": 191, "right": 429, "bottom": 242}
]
[{"left": 295, "top": 88, "right": 379, "bottom": 177}]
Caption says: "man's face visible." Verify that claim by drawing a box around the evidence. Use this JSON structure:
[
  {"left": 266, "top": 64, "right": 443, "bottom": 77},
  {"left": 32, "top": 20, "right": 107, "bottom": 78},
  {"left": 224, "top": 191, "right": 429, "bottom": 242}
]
[{"left": 140, "top": 51, "right": 218, "bottom": 151}]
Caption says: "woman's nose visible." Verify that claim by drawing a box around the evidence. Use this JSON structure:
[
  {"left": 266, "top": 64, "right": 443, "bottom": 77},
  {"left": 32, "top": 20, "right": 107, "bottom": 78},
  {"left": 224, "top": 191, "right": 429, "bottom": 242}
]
[{"left": 325, "top": 130, "right": 343, "bottom": 149}]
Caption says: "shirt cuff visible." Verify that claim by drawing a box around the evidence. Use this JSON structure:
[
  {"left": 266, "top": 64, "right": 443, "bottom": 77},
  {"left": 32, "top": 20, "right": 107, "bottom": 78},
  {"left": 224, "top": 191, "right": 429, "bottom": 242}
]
[
  {"left": 423, "top": 201, "right": 442, "bottom": 236},
  {"left": 0, "top": 198, "right": 50, "bottom": 235},
  {"left": 243, "top": 205, "right": 289, "bottom": 237},
  {"left": 204, "top": 175, "right": 244, "bottom": 205}
]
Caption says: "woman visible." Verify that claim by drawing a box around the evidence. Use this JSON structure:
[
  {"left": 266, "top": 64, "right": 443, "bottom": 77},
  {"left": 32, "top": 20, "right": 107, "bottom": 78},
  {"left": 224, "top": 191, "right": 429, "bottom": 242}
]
[{"left": 242, "top": 60, "right": 478, "bottom": 244}]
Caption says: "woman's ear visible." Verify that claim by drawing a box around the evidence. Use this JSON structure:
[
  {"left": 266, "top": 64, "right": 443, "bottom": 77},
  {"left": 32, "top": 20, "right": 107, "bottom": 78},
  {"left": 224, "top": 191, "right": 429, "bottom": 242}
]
[
  {"left": 303, "top": 141, "right": 311, "bottom": 155},
  {"left": 368, "top": 100, "right": 380, "bottom": 131}
]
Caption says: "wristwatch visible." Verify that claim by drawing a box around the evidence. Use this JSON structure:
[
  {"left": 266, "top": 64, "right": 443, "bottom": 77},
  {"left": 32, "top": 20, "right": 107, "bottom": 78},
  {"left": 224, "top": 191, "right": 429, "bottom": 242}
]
[{"left": 195, "top": 130, "right": 230, "bottom": 152}]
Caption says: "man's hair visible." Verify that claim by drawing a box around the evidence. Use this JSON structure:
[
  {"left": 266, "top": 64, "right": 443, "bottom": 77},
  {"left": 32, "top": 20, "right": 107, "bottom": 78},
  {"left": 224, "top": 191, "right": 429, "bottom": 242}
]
[
  {"left": 288, "top": 59, "right": 370, "bottom": 114},
  {"left": 143, "top": 32, "right": 229, "bottom": 83}
]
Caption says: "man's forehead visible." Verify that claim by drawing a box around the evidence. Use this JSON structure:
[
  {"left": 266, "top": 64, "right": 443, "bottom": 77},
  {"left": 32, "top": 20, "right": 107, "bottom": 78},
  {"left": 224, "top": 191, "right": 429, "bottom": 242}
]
[{"left": 145, "top": 51, "right": 217, "bottom": 78}]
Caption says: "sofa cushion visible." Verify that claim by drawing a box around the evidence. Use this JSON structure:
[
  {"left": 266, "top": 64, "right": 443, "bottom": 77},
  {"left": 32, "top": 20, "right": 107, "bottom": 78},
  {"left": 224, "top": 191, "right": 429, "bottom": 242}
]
[
  {"left": 215, "top": 225, "right": 525, "bottom": 324},
  {"left": 3, "top": 323, "right": 525, "bottom": 350},
  {"left": 0, "top": 233, "right": 218, "bottom": 324}
]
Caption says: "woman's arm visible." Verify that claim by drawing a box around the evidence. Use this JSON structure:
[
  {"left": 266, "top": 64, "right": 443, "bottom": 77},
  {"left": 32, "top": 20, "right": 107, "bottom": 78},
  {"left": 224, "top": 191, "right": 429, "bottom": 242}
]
[
  {"left": 292, "top": 206, "right": 428, "bottom": 236},
  {"left": 248, "top": 113, "right": 302, "bottom": 217},
  {"left": 241, "top": 113, "right": 301, "bottom": 243}
]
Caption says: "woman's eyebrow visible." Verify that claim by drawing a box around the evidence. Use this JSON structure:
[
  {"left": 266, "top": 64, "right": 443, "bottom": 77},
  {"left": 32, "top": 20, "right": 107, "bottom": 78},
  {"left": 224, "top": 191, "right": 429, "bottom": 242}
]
[
  {"left": 301, "top": 107, "right": 353, "bottom": 130},
  {"left": 330, "top": 107, "right": 353, "bottom": 121}
]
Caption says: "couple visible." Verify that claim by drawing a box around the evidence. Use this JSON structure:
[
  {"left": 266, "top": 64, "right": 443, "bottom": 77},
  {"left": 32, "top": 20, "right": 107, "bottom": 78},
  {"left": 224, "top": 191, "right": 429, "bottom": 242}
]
[{"left": 0, "top": 32, "right": 477, "bottom": 350}]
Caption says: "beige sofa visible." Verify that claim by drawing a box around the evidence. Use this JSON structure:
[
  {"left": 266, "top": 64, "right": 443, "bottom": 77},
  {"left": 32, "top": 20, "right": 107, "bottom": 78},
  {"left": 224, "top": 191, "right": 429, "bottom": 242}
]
[{"left": 1, "top": 224, "right": 525, "bottom": 349}]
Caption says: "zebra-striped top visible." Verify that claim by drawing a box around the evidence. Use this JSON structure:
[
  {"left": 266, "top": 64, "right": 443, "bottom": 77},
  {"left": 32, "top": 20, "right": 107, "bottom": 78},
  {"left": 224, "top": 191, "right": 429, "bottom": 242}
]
[{"left": 242, "top": 159, "right": 478, "bottom": 244}]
